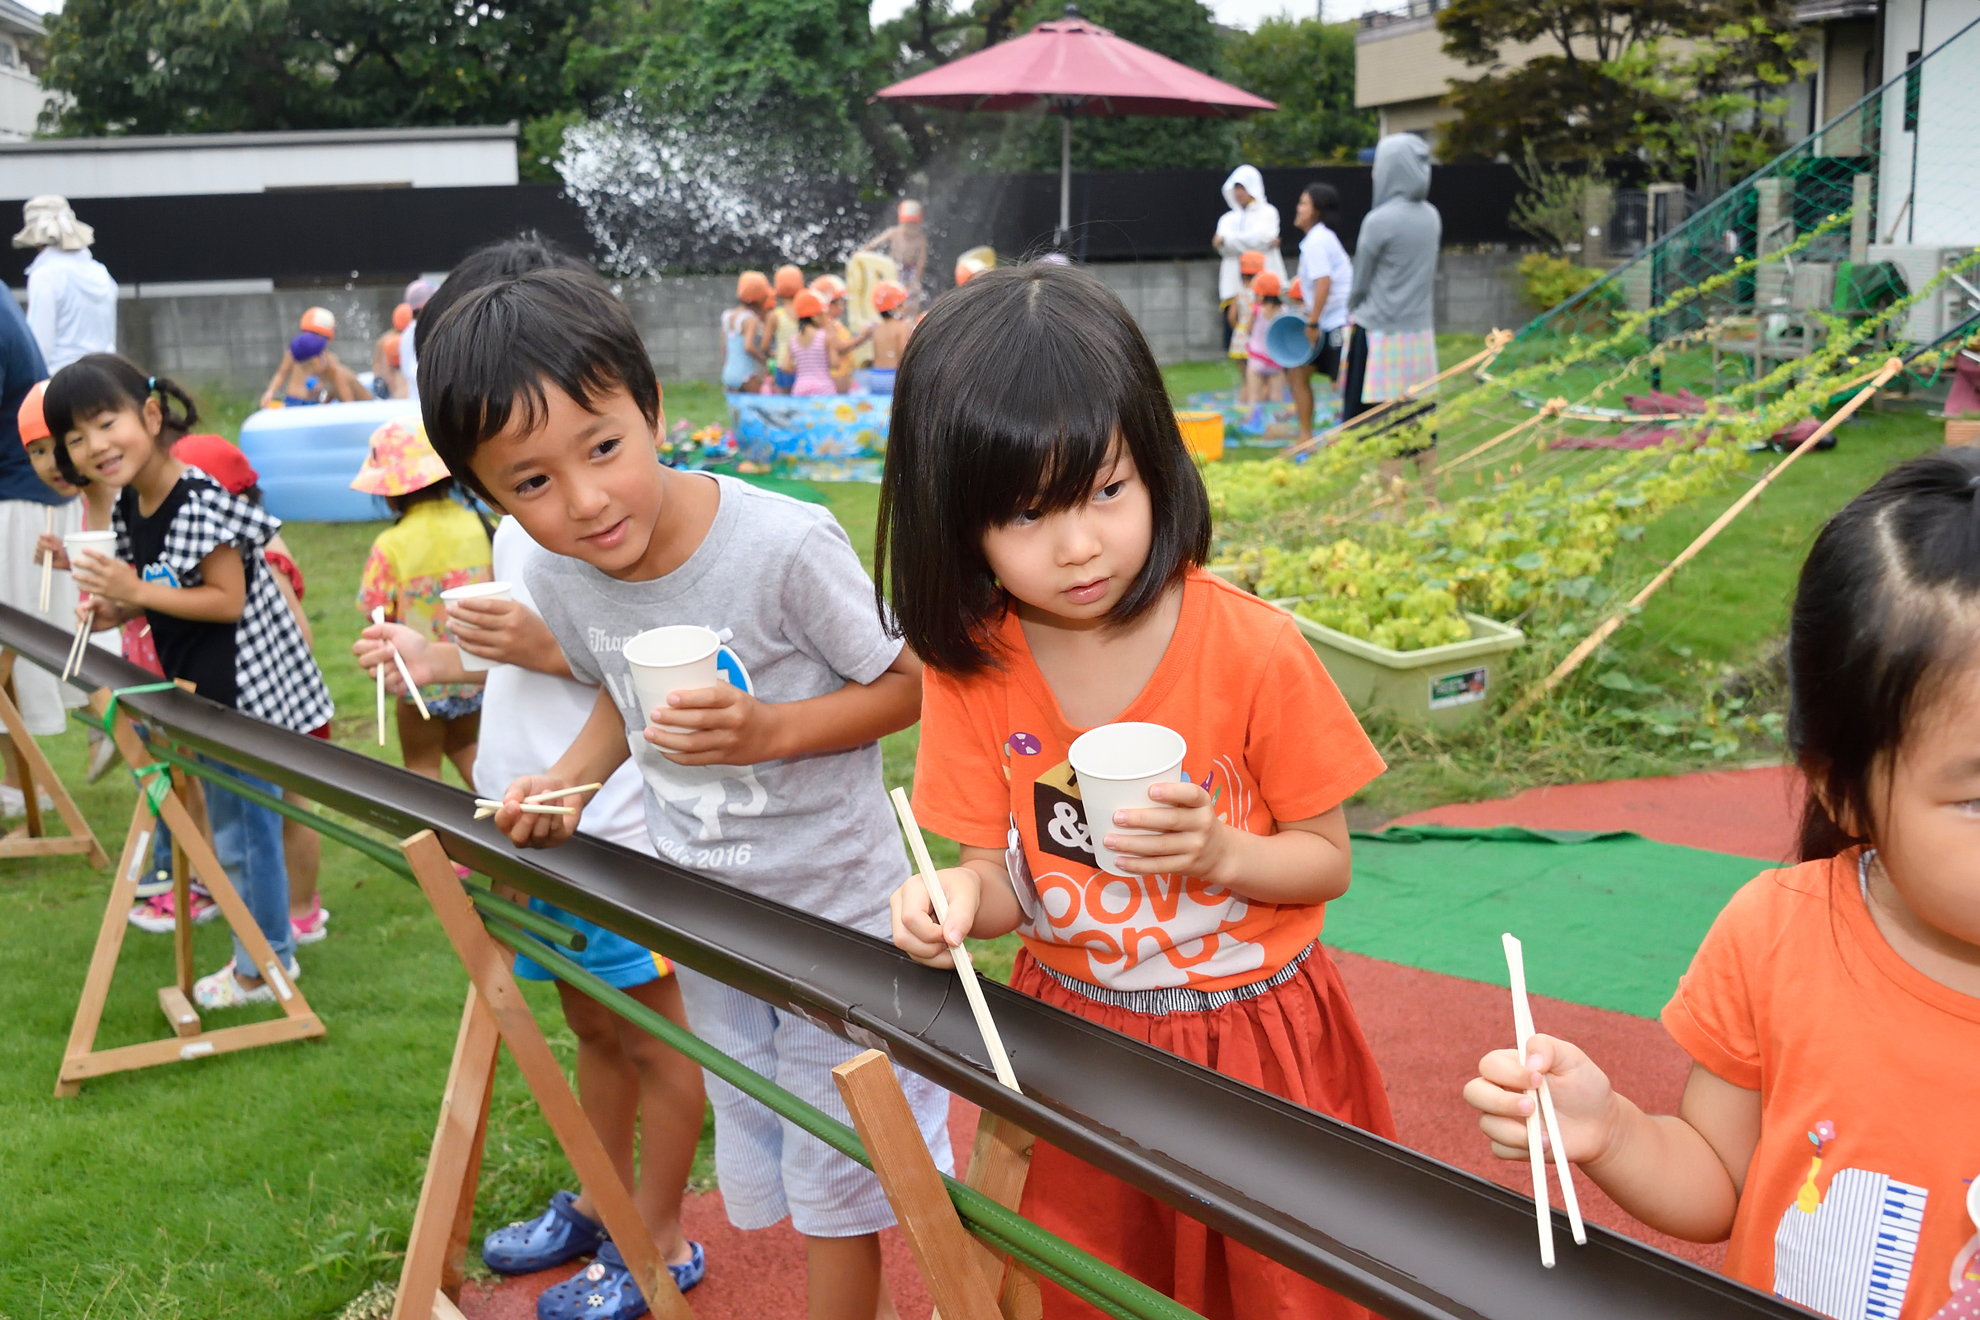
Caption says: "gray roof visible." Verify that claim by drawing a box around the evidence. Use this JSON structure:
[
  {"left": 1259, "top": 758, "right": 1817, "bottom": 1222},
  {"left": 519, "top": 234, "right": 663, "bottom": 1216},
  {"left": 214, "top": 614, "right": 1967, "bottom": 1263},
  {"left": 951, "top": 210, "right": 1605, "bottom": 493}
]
[
  {"left": 0, "top": 123, "right": 519, "bottom": 155},
  {"left": 0, "top": 0, "right": 43, "bottom": 39}
]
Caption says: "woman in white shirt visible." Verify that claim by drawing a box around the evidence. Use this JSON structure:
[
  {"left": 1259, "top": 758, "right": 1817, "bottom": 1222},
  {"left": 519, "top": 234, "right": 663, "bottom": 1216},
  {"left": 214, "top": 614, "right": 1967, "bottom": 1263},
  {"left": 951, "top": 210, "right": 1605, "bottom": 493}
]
[
  {"left": 1290, "top": 181, "right": 1354, "bottom": 443},
  {"left": 12, "top": 196, "right": 116, "bottom": 374},
  {"left": 1212, "top": 165, "right": 1286, "bottom": 352}
]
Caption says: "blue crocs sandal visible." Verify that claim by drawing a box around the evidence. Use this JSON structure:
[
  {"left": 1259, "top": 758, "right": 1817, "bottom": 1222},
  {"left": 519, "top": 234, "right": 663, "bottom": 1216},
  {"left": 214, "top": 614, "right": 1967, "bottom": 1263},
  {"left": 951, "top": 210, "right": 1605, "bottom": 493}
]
[
  {"left": 536, "top": 1241, "right": 706, "bottom": 1320},
  {"left": 481, "top": 1190, "right": 604, "bottom": 1274}
]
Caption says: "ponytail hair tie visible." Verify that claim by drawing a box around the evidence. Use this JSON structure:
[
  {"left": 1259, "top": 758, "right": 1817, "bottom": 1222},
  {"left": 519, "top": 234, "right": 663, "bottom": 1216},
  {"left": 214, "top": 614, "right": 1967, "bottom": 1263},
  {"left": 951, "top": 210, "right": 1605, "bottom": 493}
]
[{"left": 147, "top": 377, "right": 155, "bottom": 390}]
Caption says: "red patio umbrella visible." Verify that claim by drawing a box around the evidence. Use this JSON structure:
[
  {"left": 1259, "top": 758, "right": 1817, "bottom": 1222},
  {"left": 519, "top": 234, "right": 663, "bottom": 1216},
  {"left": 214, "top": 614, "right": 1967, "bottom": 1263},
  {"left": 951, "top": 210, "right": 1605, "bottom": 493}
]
[{"left": 874, "top": 4, "right": 1275, "bottom": 243}]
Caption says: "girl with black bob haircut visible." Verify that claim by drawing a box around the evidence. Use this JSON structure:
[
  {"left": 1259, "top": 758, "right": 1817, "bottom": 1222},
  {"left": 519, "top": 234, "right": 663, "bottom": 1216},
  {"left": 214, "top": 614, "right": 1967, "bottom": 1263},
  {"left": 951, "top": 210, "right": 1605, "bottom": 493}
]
[
  {"left": 44, "top": 354, "right": 198, "bottom": 489},
  {"left": 883, "top": 262, "right": 1397, "bottom": 1320},
  {"left": 875, "top": 262, "right": 1210, "bottom": 673},
  {"left": 1464, "top": 448, "right": 1980, "bottom": 1312}
]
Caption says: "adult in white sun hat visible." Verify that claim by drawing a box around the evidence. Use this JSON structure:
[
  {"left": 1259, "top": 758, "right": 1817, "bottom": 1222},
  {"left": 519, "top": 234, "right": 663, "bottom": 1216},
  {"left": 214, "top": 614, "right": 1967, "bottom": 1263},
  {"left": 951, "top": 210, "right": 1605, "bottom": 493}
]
[{"left": 13, "top": 196, "right": 116, "bottom": 374}]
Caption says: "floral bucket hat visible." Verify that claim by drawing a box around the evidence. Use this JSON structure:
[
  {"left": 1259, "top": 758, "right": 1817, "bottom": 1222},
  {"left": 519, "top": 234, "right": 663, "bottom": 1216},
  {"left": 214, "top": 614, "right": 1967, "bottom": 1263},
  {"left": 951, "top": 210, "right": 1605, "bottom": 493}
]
[{"left": 350, "top": 415, "right": 451, "bottom": 496}]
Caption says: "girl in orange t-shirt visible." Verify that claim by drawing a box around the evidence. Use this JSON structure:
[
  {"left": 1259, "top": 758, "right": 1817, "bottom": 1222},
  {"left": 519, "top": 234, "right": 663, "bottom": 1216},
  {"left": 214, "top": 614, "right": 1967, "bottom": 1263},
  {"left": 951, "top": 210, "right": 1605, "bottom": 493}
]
[
  {"left": 879, "top": 262, "right": 1395, "bottom": 1320},
  {"left": 1467, "top": 448, "right": 1980, "bottom": 1320}
]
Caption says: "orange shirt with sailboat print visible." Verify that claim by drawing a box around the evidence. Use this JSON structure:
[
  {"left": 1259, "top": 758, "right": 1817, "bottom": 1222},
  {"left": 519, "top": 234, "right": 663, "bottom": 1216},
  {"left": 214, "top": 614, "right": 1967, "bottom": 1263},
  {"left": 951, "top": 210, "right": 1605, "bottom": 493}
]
[{"left": 913, "top": 570, "right": 1385, "bottom": 994}]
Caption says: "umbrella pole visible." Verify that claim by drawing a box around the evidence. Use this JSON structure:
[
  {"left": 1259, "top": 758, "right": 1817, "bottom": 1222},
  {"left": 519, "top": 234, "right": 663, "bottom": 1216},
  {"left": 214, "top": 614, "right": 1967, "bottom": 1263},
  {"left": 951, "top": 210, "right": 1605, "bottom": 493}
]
[{"left": 1058, "top": 111, "right": 1071, "bottom": 247}]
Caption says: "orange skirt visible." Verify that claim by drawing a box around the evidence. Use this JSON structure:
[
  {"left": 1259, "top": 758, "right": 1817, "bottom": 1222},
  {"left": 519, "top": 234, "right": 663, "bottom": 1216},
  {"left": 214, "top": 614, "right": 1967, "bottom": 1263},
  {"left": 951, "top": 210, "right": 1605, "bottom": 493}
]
[{"left": 1010, "top": 946, "right": 1394, "bottom": 1320}]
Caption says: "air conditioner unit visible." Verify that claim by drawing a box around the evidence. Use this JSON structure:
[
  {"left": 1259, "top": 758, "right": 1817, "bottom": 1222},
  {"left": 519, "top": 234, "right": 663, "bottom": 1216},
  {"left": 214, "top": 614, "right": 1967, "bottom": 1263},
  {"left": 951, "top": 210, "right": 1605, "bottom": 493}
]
[{"left": 1866, "top": 245, "right": 1978, "bottom": 342}]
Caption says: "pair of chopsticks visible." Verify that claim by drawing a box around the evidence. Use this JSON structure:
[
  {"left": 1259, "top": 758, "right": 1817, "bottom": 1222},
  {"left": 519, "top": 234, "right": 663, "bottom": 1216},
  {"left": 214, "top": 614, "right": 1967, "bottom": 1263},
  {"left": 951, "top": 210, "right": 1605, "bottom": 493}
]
[
  {"left": 1503, "top": 932, "right": 1586, "bottom": 1268},
  {"left": 472, "top": 782, "right": 600, "bottom": 821},
  {"left": 37, "top": 508, "right": 52, "bottom": 613},
  {"left": 370, "top": 606, "right": 429, "bottom": 745},
  {"left": 61, "top": 609, "right": 91, "bottom": 681},
  {"left": 891, "top": 787, "right": 1021, "bottom": 1094}
]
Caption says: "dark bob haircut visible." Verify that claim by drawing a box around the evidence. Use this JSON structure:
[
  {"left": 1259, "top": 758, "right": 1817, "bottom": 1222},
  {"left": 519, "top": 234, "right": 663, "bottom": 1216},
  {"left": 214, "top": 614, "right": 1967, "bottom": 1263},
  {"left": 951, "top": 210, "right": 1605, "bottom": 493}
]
[
  {"left": 419, "top": 265, "right": 659, "bottom": 502},
  {"left": 45, "top": 353, "right": 199, "bottom": 488},
  {"left": 875, "top": 262, "right": 1211, "bottom": 674},
  {"left": 1788, "top": 445, "right": 1980, "bottom": 861},
  {"left": 1302, "top": 181, "right": 1342, "bottom": 226}
]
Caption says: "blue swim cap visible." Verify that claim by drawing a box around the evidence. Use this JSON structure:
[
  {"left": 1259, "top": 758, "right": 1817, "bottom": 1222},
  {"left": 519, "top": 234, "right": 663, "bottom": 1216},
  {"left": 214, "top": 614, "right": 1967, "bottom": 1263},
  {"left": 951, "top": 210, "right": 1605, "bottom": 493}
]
[{"left": 290, "top": 331, "right": 328, "bottom": 360}]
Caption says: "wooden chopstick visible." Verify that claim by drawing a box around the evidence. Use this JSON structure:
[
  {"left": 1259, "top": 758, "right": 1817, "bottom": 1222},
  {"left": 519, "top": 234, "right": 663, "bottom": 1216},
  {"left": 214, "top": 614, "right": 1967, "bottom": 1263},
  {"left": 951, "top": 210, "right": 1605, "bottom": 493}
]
[
  {"left": 473, "top": 799, "right": 574, "bottom": 819},
  {"left": 37, "top": 508, "right": 52, "bottom": 613},
  {"left": 524, "top": 782, "right": 603, "bottom": 804},
  {"left": 371, "top": 607, "right": 387, "bottom": 746},
  {"left": 1503, "top": 933, "right": 1586, "bottom": 1268},
  {"left": 890, "top": 787, "right": 1022, "bottom": 1094}
]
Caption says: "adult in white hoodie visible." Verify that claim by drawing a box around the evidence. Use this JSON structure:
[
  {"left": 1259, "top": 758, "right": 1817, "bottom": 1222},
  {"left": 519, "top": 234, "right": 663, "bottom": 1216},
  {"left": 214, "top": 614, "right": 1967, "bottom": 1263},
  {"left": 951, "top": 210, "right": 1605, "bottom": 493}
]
[
  {"left": 1212, "top": 164, "right": 1287, "bottom": 309},
  {"left": 13, "top": 197, "right": 117, "bottom": 374}
]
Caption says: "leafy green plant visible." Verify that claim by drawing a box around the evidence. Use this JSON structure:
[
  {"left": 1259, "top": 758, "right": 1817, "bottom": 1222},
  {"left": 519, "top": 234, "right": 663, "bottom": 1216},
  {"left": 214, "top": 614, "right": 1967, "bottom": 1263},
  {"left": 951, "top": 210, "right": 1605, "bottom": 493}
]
[{"left": 1517, "top": 253, "right": 1607, "bottom": 313}]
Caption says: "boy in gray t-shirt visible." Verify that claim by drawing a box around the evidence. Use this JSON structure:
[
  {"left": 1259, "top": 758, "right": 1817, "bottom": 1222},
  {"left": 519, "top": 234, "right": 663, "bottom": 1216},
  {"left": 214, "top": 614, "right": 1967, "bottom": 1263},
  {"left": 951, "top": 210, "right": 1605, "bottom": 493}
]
[{"left": 417, "top": 267, "right": 951, "bottom": 1316}]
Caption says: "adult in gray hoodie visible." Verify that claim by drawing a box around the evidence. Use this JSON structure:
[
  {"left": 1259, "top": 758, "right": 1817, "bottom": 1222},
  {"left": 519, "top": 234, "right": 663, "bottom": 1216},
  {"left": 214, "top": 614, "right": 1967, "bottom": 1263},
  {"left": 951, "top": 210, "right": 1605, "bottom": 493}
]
[{"left": 1343, "top": 135, "right": 1441, "bottom": 426}]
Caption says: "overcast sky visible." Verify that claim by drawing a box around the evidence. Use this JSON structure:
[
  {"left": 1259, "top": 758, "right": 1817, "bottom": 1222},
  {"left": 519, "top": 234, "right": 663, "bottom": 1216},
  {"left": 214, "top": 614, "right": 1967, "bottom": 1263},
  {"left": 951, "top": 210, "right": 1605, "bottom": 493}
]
[{"left": 871, "top": 0, "right": 1333, "bottom": 32}]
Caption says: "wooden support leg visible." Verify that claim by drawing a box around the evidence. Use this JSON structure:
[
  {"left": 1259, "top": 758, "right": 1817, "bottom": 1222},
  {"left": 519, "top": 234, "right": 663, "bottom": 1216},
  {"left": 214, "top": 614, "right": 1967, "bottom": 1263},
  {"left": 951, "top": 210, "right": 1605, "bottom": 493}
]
[
  {"left": 0, "top": 652, "right": 110, "bottom": 867},
  {"left": 169, "top": 765, "right": 193, "bottom": 998},
  {"left": 392, "top": 985, "right": 501, "bottom": 1320},
  {"left": 834, "top": 1049, "right": 1002, "bottom": 1320},
  {"left": 55, "top": 797, "right": 155, "bottom": 1096},
  {"left": 964, "top": 1114, "right": 1044, "bottom": 1320},
  {"left": 397, "top": 829, "right": 694, "bottom": 1320}
]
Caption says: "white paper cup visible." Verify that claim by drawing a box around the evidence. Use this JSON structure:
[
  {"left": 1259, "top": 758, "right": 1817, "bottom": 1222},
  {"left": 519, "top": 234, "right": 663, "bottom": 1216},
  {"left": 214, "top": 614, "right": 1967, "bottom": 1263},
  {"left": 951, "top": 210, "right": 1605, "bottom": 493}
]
[
  {"left": 62, "top": 529, "right": 117, "bottom": 568},
  {"left": 624, "top": 625, "right": 723, "bottom": 731},
  {"left": 1068, "top": 722, "right": 1188, "bottom": 877},
  {"left": 440, "top": 581, "right": 513, "bottom": 672}
]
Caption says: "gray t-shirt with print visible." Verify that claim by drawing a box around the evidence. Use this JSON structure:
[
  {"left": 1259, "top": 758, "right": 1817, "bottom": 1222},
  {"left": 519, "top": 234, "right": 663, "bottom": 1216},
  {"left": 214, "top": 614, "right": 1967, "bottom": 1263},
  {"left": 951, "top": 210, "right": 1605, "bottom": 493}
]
[{"left": 526, "top": 474, "right": 908, "bottom": 937}]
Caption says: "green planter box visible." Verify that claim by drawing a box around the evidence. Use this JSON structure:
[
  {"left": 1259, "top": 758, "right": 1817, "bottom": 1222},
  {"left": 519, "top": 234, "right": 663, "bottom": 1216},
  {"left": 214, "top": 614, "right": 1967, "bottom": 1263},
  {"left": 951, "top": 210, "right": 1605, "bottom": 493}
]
[{"left": 1271, "top": 600, "right": 1526, "bottom": 730}]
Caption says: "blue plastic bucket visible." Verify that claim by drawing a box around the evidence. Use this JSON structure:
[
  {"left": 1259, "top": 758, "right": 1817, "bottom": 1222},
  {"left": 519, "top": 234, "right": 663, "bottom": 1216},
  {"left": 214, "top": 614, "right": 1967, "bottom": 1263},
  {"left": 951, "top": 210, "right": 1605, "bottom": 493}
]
[{"left": 1265, "top": 314, "right": 1317, "bottom": 369}]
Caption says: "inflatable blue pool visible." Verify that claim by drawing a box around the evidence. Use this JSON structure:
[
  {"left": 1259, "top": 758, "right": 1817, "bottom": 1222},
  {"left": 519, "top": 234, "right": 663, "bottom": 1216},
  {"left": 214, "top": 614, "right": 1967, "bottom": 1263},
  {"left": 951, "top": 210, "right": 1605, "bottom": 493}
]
[
  {"left": 238, "top": 400, "right": 418, "bottom": 523},
  {"left": 730, "top": 394, "right": 889, "bottom": 481}
]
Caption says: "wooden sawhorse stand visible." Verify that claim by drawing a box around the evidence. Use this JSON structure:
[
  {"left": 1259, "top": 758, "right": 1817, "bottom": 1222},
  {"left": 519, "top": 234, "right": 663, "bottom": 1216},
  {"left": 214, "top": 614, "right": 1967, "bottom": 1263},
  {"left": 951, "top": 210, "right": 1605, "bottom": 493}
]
[
  {"left": 54, "top": 688, "right": 325, "bottom": 1096},
  {"left": 393, "top": 827, "right": 1047, "bottom": 1320},
  {"left": 0, "top": 647, "right": 108, "bottom": 867},
  {"left": 392, "top": 830, "right": 694, "bottom": 1320}
]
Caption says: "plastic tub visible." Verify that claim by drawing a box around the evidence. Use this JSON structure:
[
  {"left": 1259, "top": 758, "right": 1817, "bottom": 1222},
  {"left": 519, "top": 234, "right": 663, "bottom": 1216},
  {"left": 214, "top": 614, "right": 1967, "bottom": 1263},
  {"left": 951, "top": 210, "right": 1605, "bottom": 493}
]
[
  {"left": 1270, "top": 599, "right": 1526, "bottom": 729},
  {"left": 1264, "top": 314, "right": 1317, "bottom": 369},
  {"left": 238, "top": 399, "right": 419, "bottom": 522},
  {"left": 1174, "top": 410, "right": 1225, "bottom": 461}
]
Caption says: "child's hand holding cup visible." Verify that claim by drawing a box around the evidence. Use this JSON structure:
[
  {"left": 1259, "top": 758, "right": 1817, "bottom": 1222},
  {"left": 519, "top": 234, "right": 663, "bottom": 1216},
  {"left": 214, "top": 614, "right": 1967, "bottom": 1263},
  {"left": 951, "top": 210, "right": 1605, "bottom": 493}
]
[
  {"left": 1068, "top": 722, "right": 1194, "bottom": 877},
  {"left": 440, "top": 581, "right": 513, "bottom": 671},
  {"left": 625, "top": 625, "right": 724, "bottom": 754}
]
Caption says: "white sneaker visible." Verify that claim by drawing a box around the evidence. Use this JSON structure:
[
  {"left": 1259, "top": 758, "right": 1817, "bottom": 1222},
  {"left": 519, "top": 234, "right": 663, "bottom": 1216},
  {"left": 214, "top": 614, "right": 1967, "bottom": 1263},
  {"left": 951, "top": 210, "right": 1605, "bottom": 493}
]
[
  {"left": 193, "top": 957, "right": 302, "bottom": 1010},
  {"left": 0, "top": 785, "right": 55, "bottom": 818}
]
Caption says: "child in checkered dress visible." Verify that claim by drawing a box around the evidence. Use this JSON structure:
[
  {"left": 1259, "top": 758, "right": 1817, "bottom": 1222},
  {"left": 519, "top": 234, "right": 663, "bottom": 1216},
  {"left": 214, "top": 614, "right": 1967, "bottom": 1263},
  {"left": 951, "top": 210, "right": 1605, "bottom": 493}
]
[{"left": 50, "top": 353, "right": 333, "bottom": 1011}]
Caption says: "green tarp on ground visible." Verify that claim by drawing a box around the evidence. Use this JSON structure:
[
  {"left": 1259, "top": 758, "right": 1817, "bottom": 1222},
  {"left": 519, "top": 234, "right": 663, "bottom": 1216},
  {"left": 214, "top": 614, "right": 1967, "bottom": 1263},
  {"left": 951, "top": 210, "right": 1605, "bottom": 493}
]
[{"left": 1328, "top": 825, "right": 1773, "bottom": 1019}]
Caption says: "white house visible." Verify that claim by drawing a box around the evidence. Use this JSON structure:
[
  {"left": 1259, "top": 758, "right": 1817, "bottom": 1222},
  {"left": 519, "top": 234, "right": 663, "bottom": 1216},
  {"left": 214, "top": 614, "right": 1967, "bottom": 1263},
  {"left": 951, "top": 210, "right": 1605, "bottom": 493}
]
[{"left": 0, "top": 0, "right": 56, "bottom": 141}]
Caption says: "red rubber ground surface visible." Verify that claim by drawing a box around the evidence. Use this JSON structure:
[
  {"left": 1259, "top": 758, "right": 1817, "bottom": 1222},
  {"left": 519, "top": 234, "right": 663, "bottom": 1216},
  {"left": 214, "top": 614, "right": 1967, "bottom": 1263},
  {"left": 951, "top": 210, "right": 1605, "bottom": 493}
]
[
  {"left": 1390, "top": 764, "right": 1805, "bottom": 865},
  {"left": 463, "top": 766, "right": 1802, "bottom": 1316}
]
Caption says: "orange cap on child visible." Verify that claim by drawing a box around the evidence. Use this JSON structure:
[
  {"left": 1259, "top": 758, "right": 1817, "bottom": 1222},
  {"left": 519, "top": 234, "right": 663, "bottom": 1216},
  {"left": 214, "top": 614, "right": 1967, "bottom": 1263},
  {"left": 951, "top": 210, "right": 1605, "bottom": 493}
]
[
  {"left": 1251, "top": 272, "right": 1282, "bottom": 298},
  {"left": 792, "top": 290, "right": 824, "bottom": 320},
  {"left": 773, "top": 266, "right": 805, "bottom": 298},
  {"left": 1239, "top": 251, "right": 1265, "bottom": 275},
  {"left": 392, "top": 302, "right": 413, "bottom": 331},
  {"left": 17, "top": 379, "right": 47, "bottom": 445},
  {"left": 300, "top": 306, "right": 337, "bottom": 339},
  {"left": 737, "top": 270, "right": 771, "bottom": 304},
  {"left": 871, "top": 281, "right": 907, "bottom": 313}
]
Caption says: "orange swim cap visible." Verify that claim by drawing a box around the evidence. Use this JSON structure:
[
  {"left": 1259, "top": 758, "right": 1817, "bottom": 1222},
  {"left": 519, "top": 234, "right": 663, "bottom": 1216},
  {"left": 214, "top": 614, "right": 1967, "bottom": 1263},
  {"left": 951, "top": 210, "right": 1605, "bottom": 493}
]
[
  {"left": 899, "top": 200, "right": 923, "bottom": 222},
  {"left": 1250, "top": 272, "right": 1281, "bottom": 298},
  {"left": 810, "top": 274, "right": 847, "bottom": 301},
  {"left": 382, "top": 332, "right": 402, "bottom": 368},
  {"left": 871, "top": 281, "right": 907, "bottom": 313},
  {"left": 17, "top": 379, "right": 47, "bottom": 445},
  {"left": 773, "top": 266, "right": 804, "bottom": 298},
  {"left": 737, "top": 270, "right": 771, "bottom": 304},
  {"left": 300, "top": 306, "right": 336, "bottom": 338},
  {"left": 392, "top": 302, "right": 413, "bottom": 331},
  {"left": 1238, "top": 250, "right": 1265, "bottom": 275},
  {"left": 792, "top": 290, "right": 824, "bottom": 320}
]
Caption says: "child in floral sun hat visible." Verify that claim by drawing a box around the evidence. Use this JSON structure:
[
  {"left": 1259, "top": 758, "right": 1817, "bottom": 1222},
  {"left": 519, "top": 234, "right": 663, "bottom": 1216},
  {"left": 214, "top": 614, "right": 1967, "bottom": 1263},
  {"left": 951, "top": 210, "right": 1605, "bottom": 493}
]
[{"left": 352, "top": 416, "right": 492, "bottom": 782}]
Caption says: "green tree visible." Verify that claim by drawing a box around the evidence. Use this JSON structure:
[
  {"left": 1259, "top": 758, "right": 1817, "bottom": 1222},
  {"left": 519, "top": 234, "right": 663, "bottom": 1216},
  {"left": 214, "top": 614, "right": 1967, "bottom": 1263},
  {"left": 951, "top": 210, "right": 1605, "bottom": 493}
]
[
  {"left": 41, "top": 0, "right": 595, "bottom": 137},
  {"left": 1606, "top": 18, "right": 1813, "bottom": 197},
  {"left": 1224, "top": 16, "right": 1373, "bottom": 166},
  {"left": 1435, "top": 0, "right": 1798, "bottom": 163}
]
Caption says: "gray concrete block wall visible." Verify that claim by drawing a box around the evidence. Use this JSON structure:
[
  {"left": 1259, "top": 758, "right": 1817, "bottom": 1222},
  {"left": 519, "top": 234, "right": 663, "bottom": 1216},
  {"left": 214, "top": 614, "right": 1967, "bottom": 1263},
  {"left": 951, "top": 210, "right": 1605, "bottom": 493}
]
[{"left": 113, "top": 251, "right": 1530, "bottom": 395}]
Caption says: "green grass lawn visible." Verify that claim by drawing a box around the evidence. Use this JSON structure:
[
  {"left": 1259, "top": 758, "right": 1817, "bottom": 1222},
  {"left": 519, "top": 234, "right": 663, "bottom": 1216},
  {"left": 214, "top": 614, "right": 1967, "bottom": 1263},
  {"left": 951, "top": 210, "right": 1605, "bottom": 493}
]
[{"left": 0, "top": 366, "right": 1947, "bottom": 1317}]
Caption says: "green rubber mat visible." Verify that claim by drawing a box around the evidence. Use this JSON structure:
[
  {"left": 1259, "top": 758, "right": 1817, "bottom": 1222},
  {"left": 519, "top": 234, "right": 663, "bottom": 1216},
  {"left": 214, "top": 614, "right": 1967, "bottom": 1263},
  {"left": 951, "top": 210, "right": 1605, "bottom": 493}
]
[{"left": 1328, "top": 825, "right": 1770, "bottom": 1018}]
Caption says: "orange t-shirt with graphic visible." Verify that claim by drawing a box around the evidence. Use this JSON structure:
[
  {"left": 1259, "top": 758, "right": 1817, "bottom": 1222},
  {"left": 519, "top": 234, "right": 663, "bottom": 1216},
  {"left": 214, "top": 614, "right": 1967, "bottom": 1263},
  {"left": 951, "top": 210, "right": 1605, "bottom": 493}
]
[
  {"left": 1661, "top": 850, "right": 1980, "bottom": 1320},
  {"left": 913, "top": 570, "right": 1386, "bottom": 994}
]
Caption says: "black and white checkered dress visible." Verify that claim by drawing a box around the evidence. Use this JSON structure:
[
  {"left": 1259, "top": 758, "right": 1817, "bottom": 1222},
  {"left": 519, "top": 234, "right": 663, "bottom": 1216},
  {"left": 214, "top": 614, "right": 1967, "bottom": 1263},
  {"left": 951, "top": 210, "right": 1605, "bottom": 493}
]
[{"left": 114, "top": 471, "right": 334, "bottom": 733}]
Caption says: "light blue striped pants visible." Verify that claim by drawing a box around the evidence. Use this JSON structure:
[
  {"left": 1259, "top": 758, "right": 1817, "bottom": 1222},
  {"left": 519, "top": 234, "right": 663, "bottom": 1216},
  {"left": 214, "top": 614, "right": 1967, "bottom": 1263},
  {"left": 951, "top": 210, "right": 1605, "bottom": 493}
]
[{"left": 677, "top": 967, "right": 955, "bottom": 1236}]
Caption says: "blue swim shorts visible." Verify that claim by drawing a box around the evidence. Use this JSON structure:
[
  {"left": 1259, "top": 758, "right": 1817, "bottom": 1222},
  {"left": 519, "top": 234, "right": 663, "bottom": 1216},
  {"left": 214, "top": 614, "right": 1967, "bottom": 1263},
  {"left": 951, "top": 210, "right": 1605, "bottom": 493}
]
[{"left": 512, "top": 897, "right": 669, "bottom": 989}]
